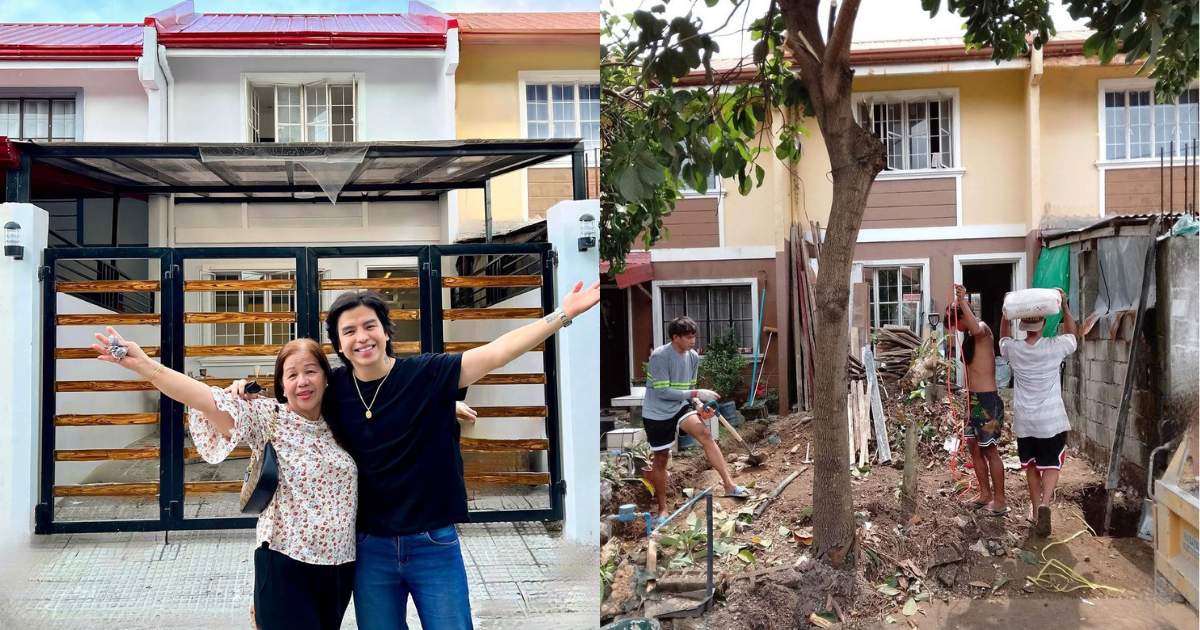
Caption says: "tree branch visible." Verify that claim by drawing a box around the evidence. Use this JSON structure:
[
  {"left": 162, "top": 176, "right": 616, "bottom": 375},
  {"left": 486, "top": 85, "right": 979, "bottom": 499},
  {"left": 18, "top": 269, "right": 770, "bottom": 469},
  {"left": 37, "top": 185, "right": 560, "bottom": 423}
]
[{"left": 825, "top": 0, "right": 862, "bottom": 64}]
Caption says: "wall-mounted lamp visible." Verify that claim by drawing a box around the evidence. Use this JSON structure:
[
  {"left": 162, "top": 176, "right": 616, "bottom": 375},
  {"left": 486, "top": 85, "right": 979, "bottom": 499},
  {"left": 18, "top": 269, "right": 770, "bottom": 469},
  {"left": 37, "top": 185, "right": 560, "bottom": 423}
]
[
  {"left": 578, "top": 213, "right": 596, "bottom": 252},
  {"left": 927, "top": 299, "right": 940, "bottom": 331},
  {"left": 4, "top": 221, "right": 22, "bottom": 260}
]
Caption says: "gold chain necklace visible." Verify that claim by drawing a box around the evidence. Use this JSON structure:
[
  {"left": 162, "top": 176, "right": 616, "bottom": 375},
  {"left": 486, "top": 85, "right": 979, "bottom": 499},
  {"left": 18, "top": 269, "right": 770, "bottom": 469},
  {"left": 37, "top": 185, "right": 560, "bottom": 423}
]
[{"left": 352, "top": 357, "right": 393, "bottom": 419}]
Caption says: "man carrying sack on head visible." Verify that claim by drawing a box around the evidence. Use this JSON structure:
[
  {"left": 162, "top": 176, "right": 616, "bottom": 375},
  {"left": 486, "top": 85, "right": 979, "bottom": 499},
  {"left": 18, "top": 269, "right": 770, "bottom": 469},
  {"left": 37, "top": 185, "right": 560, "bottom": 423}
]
[{"left": 999, "top": 287, "right": 1078, "bottom": 537}]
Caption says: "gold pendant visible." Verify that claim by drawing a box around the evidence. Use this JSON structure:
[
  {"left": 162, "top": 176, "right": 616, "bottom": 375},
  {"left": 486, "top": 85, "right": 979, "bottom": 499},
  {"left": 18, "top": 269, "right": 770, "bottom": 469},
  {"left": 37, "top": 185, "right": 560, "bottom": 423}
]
[{"left": 366, "top": 410, "right": 372, "bottom": 419}]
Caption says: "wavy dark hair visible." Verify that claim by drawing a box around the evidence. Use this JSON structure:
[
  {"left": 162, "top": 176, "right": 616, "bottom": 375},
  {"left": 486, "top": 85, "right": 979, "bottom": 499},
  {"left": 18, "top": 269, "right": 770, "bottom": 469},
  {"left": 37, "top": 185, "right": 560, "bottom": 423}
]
[
  {"left": 946, "top": 305, "right": 976, "bottom": 365},
  {"left": 325, "top": 290, "right": 396, "bottom": 366}
]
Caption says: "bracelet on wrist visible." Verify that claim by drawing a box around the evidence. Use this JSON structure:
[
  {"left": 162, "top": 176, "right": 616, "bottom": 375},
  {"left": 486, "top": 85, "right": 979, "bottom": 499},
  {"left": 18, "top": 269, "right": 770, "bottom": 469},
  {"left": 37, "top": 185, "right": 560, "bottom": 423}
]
[{"left": 146, "top": 364, "right": 166, "bottom": 383}]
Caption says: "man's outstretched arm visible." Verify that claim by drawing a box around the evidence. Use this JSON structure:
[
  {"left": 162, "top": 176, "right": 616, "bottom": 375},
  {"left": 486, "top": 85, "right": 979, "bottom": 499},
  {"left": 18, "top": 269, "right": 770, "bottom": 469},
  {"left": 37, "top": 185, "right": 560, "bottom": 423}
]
[{"left": 459, "top": 280, "right": 599, "bottom": 388}]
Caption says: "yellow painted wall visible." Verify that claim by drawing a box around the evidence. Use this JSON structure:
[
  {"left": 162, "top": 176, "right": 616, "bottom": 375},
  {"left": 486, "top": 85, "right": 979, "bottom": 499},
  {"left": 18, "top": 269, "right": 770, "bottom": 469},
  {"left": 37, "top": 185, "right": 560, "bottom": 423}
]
[
  {"left": 723, "top": 69, "right": 1035, "bottom": 246},
  {"left": 454, "top": 43, "right": 599, "bottom": 230},
  {"left": 720, "top": 126, "right": 793, "bottom": 250},
  {"left": 1039, "top": 64, "right": 1140, "bottom": 223}
]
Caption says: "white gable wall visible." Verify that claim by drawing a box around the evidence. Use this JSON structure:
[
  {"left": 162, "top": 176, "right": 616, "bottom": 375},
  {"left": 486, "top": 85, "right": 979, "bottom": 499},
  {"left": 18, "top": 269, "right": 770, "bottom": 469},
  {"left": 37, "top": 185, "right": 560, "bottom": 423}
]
[{"left": 0, "top": 66, "right": 148, "bottom": 142}]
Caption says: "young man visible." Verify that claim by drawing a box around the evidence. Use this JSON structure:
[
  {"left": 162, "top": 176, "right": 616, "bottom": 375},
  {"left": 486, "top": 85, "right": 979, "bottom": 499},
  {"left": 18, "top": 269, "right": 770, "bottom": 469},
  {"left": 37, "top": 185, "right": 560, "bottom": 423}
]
[
  {"left": 999, "top": 288, "right": 1077, "bottom": 537},
  {"left": 231, "top": 280, "right": 599, "bottom": 630},
  {"left": 642, "top": 317, "right": 749, "bottom": 528},
  {"left": 950, "top": 285, "right": 1008, "bottom": 516}
]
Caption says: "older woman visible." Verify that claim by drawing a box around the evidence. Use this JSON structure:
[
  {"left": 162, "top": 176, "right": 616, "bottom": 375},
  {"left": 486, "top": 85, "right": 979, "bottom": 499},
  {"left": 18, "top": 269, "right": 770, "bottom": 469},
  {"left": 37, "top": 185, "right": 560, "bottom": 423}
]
[{"left": 93, "top": 328, "right": 356, "bottom": 630}]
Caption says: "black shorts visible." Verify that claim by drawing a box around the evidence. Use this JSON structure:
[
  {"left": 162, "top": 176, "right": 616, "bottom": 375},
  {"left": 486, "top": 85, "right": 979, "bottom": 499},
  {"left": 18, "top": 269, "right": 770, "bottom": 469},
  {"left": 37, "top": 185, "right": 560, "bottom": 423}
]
[
  {"left": 643, "top": 405, "right": 698, "bottom": 452},
  {"left": 965, "top": 391, "right": 1005, "bottom": 447},
  {"left": 1017, "top": 431, "right": 1068, "bottom": 471}
]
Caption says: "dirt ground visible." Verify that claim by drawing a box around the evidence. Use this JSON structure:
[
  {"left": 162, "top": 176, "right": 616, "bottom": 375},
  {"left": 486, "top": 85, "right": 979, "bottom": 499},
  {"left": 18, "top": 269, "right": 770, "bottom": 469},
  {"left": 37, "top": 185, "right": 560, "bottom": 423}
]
[{"left": 601, "top": 394, "right": 1198, "bottom": 630}]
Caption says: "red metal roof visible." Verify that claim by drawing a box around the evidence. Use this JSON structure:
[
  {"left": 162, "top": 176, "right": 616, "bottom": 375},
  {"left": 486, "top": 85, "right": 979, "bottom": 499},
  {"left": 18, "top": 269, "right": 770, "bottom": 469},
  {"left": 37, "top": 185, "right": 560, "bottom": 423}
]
[
  {"left": 148, "top": 1, "right": 454, "bottom": 49},
  {"left": 0, "top": 23, "right": 143, "bottom": 60},
  {"left": 453, "top": 12, "right": 599, "bottom": 33},
  {"left": 453, "top": 12, "right": 599, "bottom": 44}
]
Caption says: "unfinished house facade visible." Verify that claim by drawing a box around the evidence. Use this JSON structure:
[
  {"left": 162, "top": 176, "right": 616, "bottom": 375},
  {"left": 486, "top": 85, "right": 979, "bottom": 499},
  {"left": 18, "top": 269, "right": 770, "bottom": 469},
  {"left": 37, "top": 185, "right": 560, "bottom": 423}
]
[{"left": 601, "top": 31, "right": 1199, "bottom": 414}]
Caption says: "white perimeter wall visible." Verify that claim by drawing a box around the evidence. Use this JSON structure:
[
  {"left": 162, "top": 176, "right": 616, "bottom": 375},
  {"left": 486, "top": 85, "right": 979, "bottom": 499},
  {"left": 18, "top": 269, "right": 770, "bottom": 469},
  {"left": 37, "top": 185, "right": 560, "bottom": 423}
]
[
  {"left": 0, "top": 66, "right": 148, "bottom": 142},
  {"left": 166, "top": 55, "right": 450, "bottom": 142}
]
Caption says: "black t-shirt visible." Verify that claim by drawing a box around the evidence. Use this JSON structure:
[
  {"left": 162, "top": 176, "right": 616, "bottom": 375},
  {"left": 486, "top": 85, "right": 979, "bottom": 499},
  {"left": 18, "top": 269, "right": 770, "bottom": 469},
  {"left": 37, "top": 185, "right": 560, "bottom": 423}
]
[{"left": 324, "top": 353, "right": 469, "bottom": 537}]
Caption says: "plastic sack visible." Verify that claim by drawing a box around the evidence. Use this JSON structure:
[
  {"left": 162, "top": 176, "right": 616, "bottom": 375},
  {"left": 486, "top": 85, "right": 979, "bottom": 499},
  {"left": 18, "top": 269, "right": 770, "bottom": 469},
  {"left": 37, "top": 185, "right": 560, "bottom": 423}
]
[
  {"left": 1032, "top": 245, "right": 1070, "bottom": 336},
  {"left": 1002, "top": 288, "right": 1061, "bottom": 320},
  {"left": 1171, "top": 214, "right": 1199, "bottom": 237}
]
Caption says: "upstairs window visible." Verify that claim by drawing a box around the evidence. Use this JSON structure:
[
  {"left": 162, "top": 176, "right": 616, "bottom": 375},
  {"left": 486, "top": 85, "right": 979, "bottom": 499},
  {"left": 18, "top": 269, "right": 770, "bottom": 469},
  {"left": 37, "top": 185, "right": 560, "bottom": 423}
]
[
  {"left": 856, "top": 93, "right": 955, "bottom": 171},
  {"left": 249, "top": 83, "right": 356, "bottom": 143},
  {"left": 0, "top": 98, "right": 76, "bottom": 141},
  {"left": 524, "top": 82, "right": 600, "bottom": 151},
  {"left": 1104, "top": 87, "right": 1199, "bottom": 160}
]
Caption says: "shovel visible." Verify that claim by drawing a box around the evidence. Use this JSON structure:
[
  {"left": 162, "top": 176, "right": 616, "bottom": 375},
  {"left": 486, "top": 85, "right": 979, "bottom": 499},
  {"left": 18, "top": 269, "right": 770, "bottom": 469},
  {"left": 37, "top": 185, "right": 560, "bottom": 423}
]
[{"left": 703, "top": 401, "right": 764, "bottom": 466}]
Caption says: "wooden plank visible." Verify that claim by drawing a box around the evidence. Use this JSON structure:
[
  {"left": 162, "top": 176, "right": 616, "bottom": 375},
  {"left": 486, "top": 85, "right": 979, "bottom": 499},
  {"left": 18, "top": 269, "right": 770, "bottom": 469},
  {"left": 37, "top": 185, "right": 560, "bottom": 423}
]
[
  {"left": 57, "top": 347, "right": 161, "bottom": 359},
  {"left": 475, "top": 373, "right": 545, "bottom": 385},
  {"left": 443, "top": 275, "right": 542, "bottom": 288},
  {"left": 474, "top": 406, "right": 549, "bottom": 418},
  {"left": 445, "top": 341, "right": 544, "bottom": 352},
  {"left": 464, "top": 472, "right": 550, "bottom": 486},
  {"left": 184, "top": 446, "right": 251, "bottom": 459},
  {"left": 790, "top": 225, "right": 808, "bottom": 412},
  {"left": 319, "top": 309, "right": 418, "bottom": 321},
  {"left": 444, "top": 308, "right": 543, "bottom": 321},
  {"left": 186, "top": 345, "right": 284, "bottom": 357},
  {"left": 320, "top": 278, "right": 420, "bottom": 290},
  {"left": 460, "top": 437, "right": 549, "bottom": 452},
  {"left": 185, "top": 280, "right": 295, "bottom": 291},
  {"left": 56, "top": 280, "right": 161, "bottom": 293},
  {"left": 54, "top": 483, "right": 158, "bottom": 497},
  {"left": 184, "top": 481, "right": 243, "bottom": 494},
  {"left": 184, "top": 312, "right": 296, "bottom": 324},
  {"left": 55, "top": 413, "right": 159, "bottom": 426},
  {"left": 56, "top": 314, "right": 160, "bottom": 326},
  {"left": 864, "top": 346, "right": 892, "bottom": 464},
  {"left": 55, "top": 448, "right": 159, "bottom": 461},
  {"left": 56, "top": 380, "right": 155, "bottom": 392}
]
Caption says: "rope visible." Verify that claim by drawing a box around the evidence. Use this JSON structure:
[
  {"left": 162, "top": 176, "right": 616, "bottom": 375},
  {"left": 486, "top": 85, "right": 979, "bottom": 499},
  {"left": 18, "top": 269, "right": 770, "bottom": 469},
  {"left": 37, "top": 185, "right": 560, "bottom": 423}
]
[{"left": 945, "top": 286, "right": 978, "bottom": 501}]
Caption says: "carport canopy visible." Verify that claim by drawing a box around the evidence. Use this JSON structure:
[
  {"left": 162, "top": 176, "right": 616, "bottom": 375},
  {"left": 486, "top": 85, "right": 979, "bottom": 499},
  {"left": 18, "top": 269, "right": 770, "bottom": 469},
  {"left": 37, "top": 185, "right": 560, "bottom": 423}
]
[{"left": 1, "top": 138, "right": 587, "bottom": 202}]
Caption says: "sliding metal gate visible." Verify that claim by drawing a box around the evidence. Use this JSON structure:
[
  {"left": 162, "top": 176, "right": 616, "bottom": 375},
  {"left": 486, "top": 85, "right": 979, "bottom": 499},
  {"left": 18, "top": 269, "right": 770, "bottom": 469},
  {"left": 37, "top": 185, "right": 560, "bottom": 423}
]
[{"left": 37, "top": 243, "right": 561, "bottom": 534}]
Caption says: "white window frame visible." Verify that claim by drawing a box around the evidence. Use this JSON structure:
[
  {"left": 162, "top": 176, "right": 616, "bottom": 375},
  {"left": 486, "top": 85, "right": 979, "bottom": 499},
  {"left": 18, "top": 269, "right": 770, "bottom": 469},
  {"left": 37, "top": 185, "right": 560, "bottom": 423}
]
[
  {"left": 242, "top": 73, "right": 362, "bottom": 143},
  {"left": 1096, "top": 78, "right": 1200, "bottom": 165},
  {"left": 197, "top": 265, "right": 331, "bottom": 367},
  {"left": 517, "top": 70, "right": 601, "bottom": 161},
  {"left": 852, "top": 88, "right": 963, "bottom": 178},
  {"left": 651, "top": 277, "right": 760, "bottom": 359},
  {"left": 854, "top": 258, "right": 931, "bottom": 335},
  {"left": 0, "top": 88, "right": 83, "bottom": 142}
]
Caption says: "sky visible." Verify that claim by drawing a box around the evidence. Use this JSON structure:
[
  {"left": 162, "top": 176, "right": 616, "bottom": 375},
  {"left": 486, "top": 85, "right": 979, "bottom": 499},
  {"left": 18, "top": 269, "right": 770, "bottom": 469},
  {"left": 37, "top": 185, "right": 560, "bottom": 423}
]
[
  {"left": 606, "top": 0, "right": 1090, "bottom": 60},
  {"left": 0, "top": 0, "right": 597, "bottom": 23}
]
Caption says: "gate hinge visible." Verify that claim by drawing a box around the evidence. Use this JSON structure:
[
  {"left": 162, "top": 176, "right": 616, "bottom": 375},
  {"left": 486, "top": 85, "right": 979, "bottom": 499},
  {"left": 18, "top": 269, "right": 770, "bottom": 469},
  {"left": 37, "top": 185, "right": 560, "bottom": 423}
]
[
  {"left": 164, "top": 264, "right": 179, "bottom": 280},
  {"left": 37, "top": 266, "right": 51, "bottom": 282},
  {"left": 555, "top": 479, "right": 567, "bottom": 496},
  {"left": 547, "top": 250, "right": 559, "bottom": 268},
  {"left": 167, "top": 500, "right": 181, "bottom": 521}
]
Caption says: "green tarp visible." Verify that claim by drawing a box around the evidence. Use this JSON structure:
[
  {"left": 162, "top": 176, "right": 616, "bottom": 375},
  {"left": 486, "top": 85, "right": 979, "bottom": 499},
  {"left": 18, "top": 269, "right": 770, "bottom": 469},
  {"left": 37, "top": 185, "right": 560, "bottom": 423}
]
[{"left": 1032, "top": 245, "right": 1070, "bottom": 336}]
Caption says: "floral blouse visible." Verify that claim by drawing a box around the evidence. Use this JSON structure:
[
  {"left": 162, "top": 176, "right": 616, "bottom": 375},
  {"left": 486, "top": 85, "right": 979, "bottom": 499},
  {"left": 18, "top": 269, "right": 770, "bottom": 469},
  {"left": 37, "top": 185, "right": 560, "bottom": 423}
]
[{"left": 188, "top": 387, "right": 357, "bottom": 565}]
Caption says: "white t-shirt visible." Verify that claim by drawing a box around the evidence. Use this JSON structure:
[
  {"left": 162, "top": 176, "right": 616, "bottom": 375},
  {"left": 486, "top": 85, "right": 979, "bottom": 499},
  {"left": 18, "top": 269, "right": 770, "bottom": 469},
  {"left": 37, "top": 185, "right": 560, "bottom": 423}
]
[{"left": 998, "top": 334, "right": 1078, "bottom": 439}]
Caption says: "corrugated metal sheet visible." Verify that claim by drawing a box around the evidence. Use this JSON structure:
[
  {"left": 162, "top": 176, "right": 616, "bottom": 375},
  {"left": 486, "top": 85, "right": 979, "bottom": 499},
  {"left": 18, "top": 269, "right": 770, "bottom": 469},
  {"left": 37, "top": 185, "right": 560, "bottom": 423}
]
[
  {"left": 0, "top": 23, "right": 142, "bottom": 47},
  {"left": 157, "top": 14, "right": 440, "bottom": 35},
  {"left": 452, "top": 12, "right": 600, "bottom": 33}
]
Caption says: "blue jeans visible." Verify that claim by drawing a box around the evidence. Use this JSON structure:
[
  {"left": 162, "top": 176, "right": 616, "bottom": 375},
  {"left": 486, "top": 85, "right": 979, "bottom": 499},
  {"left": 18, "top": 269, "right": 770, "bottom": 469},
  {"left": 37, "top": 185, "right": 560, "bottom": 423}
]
[{"left": 353, "top": 526, "right": 473, "bottom": 630}]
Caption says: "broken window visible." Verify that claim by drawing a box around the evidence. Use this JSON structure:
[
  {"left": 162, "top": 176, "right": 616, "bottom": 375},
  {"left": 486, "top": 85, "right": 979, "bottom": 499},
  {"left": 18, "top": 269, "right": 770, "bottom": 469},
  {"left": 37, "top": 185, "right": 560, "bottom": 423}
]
[{"left": 856, "top": 96, "right": 953, "bottom": 171}]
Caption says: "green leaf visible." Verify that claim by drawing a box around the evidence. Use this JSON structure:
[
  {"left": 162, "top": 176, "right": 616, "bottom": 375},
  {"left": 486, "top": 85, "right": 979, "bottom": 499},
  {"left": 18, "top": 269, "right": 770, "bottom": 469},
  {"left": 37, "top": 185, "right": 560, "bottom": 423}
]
[
  {"left": 876, "top": 584, "right": 900, "bottom": 597},
  {"left": 915, "top": 592, "right": 931, "bottom": 602},
  {"left": 639, "top": 164, "right": 666, "bottom": 188},
  {"left": 658, "top": 535, "right": 680, "bottom": 548},
  {"left": 1082, "top": 31, "right": 1105, "bottom": 59},
  {"left": 902, "top": 598, "right": 918, "bottom": 616},
  {"left": 1100, "top": 37, "right": 1119, "bottom": 65},
  {"left": 1019, "top": 550, "right": 1040, "bottom": 565},
  {"left": 617, "top": 168, "right": 645, "bottom": 201},
  {"left": 685, "top": 512, "right": 697, "bottom": 529},
  {"left": 737, "top": 549, "right": 756, "bottom": 564},
  {"left": 755, "top": 164, "right": 765, "bottom": 187},
  {"left": 778, "top": 526, "right": 791, "bottom": 538}
]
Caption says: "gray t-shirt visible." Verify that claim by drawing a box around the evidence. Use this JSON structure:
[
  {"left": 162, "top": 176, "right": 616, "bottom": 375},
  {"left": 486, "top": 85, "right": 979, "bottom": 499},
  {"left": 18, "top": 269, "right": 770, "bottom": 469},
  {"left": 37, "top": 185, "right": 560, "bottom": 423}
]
[
  {"left": 642, "top": 343, "right": 699, "bottom": 421},
  {"left": 999, "top": 334, "right": 1077, "bottom": 439}
]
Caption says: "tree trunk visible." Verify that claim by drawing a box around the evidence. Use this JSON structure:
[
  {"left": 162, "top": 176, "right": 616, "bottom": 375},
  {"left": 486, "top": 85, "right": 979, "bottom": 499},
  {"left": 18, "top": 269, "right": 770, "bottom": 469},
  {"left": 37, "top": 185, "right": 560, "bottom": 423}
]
[{"left": 780, "top": 0, "right": 885, "bottom": 570}]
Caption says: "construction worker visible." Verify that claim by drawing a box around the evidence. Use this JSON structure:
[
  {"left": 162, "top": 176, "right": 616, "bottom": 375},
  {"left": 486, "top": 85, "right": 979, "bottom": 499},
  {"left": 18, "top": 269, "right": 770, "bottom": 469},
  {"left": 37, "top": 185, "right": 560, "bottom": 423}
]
[
  {"left": 642, "top": 316, "right": 749, "bottom": 528},
  {"left": 999, "top": 287, "right": 1078, "bottom": 537},
  {"left": 950, "top": 285, "right": 1008, "bottom": 517}
]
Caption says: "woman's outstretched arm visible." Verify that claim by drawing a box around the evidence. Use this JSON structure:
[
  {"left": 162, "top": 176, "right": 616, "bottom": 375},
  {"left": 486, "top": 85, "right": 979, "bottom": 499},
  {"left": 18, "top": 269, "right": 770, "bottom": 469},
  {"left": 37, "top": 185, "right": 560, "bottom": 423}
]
[{"left": 92, "top": 326, "right": 236, "bottom": 436}]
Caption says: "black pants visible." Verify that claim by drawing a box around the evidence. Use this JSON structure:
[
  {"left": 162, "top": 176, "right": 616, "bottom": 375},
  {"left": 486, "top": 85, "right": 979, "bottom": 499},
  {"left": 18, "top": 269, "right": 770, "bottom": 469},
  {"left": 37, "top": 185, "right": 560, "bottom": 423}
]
[{"left": 254, "top": 543, "right": 355, "bottom": 630}]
